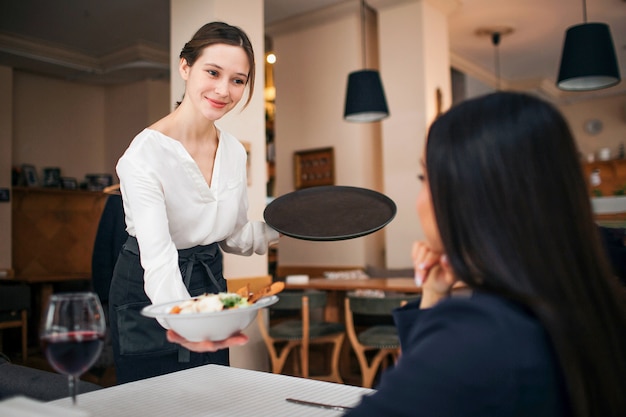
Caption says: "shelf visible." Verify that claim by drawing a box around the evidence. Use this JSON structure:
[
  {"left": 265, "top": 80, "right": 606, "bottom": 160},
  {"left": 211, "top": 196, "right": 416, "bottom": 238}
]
[{"left": 582, "top": 159, "right": 626, "bottom": 197}]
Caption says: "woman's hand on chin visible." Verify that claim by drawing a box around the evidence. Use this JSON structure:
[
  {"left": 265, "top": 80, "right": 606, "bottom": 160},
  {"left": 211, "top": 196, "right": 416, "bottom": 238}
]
[
  {"left": 412, "top": 241, "right": 458, "bottom": 309},
  {"left": 166, "top": 330, "right": 249, "bottom": 352}
]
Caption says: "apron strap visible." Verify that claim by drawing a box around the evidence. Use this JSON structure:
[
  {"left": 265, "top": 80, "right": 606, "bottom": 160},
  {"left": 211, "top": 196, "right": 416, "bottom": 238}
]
[{"left": 177, "top": 244, "right": 221, "bottom": 363}]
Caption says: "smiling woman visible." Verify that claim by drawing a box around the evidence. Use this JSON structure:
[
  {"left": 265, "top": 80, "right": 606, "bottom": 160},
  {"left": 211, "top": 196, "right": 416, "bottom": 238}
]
[{"left": 109, "top": 21, "right": 280, "bottom": 384}]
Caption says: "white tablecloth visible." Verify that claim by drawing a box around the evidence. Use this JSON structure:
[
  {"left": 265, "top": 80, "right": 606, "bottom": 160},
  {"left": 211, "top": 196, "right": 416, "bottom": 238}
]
[{"left": 49, "top": 365, "right": 374, "bottom": 416}]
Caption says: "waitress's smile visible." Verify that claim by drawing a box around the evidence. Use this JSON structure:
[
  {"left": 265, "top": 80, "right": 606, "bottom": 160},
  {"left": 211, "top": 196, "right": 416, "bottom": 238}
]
[{"left": 207, "top": 97, "right": 227, "bottom": 109}]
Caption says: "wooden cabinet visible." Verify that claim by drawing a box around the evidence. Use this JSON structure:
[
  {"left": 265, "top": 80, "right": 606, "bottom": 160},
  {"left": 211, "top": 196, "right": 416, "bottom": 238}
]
[
  {"left": 12, "top": 187, "right": 108, "bottom": 279},
  {"left": 582, "top": 159, "right": 626, "bottom": 197}
]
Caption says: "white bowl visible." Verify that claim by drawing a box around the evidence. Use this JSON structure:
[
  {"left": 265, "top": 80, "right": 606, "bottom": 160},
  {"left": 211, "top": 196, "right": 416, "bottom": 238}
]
[{"left": 141, "top": 295, "right": 278, "bottom": 342}]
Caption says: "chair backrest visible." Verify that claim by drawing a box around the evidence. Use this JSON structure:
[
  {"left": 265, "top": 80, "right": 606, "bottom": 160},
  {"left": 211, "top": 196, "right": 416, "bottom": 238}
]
[
  {"left": 257, "top": 290, "right": 344, "bottom": 382},
  {"left": 348, "top": 293, "right": 420, "bottom": 316},
  {"left": 0, "top": 283, "right": 31, "bottom": 313},
  {"left": 271, "top": 290, "right": 327, "bottom": 311},
  {"left": 226, "top": 275, "right": 272, "bottom": 294}
]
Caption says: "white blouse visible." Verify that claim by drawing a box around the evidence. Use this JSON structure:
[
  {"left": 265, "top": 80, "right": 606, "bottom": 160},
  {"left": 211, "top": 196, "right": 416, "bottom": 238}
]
[{"left": 116, "top": 128, "right": 279, "bottom": 305}]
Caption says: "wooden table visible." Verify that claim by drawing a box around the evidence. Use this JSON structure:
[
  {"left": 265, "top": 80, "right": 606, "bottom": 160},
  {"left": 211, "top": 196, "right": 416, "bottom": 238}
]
[{"left": 285, "top": 277, "right": 421, "bottom": 322}]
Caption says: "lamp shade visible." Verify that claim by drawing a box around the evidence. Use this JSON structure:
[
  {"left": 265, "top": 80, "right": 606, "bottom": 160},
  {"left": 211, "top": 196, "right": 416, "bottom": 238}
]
[
  {"left": 344, "top": 70, "right": 389, "bottom": 122},
  {"left": 557, "top": 22, "right": 620, "bottom": 91}
]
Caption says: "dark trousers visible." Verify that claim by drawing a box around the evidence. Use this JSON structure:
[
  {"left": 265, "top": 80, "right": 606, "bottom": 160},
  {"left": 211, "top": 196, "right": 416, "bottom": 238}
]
[{"left": 109, "top": 237, "right": 228, "bottom": 384}]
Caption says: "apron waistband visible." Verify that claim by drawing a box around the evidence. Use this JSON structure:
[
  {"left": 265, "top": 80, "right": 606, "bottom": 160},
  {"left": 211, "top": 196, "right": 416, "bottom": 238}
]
[{"left": 123, "top": 235, "right": 221, "bottom": 292}]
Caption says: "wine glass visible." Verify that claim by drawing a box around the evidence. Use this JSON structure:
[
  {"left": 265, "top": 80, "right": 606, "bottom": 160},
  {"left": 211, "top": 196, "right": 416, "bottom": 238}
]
[{"left": 40, "top": 292, "right": 106, "bottom": 404}]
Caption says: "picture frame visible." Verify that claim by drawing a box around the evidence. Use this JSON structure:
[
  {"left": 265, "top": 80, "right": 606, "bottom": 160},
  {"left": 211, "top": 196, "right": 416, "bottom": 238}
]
[
  {"left": 294, "top": 147, "right": 335, "bottom": 190},
  {"left": 21, "top": 164, "right": 39, "bottom": 187},
  {"left": 61, "top": 177, "right": 78, "bottom": 190},
  {"left": 43, "top": 167, "right": 61, "bottom": 188},
  {"left": 85, "top": 173, "right": 113, "bottom": 191}
]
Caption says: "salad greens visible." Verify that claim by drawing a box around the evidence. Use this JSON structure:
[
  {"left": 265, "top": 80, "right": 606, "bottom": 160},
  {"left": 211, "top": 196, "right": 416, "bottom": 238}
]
[{"left": 219, "top": 293, "right": 249, "bottom": 309}]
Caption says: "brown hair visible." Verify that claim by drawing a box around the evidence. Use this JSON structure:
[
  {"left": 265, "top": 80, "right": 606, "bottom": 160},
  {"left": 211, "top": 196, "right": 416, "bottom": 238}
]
[{"left": 180, "top": 22, "right": 255, "bottom": 108}]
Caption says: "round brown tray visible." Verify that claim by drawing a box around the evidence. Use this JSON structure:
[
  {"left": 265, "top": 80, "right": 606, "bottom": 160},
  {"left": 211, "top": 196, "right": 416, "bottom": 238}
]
[{"left": 264, "top": 185, "right": 396, "bottom": 241}]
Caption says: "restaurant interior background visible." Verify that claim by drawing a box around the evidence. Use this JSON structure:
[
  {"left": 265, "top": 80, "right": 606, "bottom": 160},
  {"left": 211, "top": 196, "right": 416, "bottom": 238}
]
[{"left": 0, "top": 0, "right": 624, "bottom": 301}]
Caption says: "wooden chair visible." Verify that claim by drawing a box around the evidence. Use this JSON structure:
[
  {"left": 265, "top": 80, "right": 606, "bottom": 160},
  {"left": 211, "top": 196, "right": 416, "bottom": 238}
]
[
  {"left": 257, "top": 290, "right": 345, "bottom": 383},
  {"left": 344, "top": 293, "right": 420, "bottom": 388},
  {"left": 0, "top": 283, "right": 31, "bottom": 363}
]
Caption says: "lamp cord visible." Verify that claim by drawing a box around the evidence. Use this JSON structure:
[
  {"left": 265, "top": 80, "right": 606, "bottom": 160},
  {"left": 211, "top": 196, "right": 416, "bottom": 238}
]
[
  {"left": 360, "top": 0, "right": 367, "bottom": 69},
  {"left": 492, "top": 32, "right": 501, "bottom": 91},
  {"left": 582, "top": 0, "right": 587, "bottom": 23}
]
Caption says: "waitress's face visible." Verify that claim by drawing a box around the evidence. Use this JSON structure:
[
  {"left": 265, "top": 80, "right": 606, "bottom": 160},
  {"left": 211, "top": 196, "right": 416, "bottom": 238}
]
[
  {"left": 416, "top": 158, "right": 444, "bottom": 252},
  {"left": 180, "top": 43, "right": 249, "bottom": 121}
]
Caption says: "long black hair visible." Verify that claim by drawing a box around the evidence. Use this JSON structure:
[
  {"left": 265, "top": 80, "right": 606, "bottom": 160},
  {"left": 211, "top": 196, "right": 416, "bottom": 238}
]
[{"left": 426, "top": 91, "right": 626, "bottom": 416}]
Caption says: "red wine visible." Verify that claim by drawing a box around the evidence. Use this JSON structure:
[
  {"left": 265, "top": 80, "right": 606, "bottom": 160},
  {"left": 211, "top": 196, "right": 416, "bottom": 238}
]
[{"left": 41, "top": 331, "right": 104, "bottom": 376}]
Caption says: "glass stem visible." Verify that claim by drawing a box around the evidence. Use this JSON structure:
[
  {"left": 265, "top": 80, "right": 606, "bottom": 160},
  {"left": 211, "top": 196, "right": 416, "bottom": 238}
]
[{"left": 69, "top": 374, "right": 78, "bottom": 405}]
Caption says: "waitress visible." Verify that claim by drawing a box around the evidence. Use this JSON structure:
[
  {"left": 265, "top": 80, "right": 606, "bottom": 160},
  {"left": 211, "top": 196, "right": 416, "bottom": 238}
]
[{"left": 109, "top": 22, "right": 279, "bottom": 384}]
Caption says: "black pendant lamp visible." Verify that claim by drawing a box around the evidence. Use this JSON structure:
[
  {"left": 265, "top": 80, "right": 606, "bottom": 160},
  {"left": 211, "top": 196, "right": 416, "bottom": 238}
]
[
  {"left": 344, "top": 0, "right": 389, "bottom": 123},
  {"left": 556, "top": 0, "right": 620, "bottom": 91}
]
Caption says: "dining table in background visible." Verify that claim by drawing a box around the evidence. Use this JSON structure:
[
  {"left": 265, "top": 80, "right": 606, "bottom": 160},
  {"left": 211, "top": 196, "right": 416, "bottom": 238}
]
[
  {"left": 284, "top": 277, "right": 422, "bottom": 322},
  {"left": 47, "top": 364, "right": 374, "bottom": 416}
]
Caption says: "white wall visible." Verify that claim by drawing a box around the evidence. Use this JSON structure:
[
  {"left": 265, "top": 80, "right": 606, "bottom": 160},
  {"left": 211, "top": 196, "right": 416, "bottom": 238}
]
[
  {"left": 560, "top": 95, "right": 626, "bottom": 161},
  {"left": 105, "top": 80, "right": 170, "bottom": 181},
  {"left": 377, "top": 0, "right": 452, "bottom": 268},
  {"left": 10, "top": 73, "right": 170, "bottom": 183},
  {"left": 12, "top": 73, "right": 106, "bottom": 181},
  {"left": 460, "top": 71, "right": 626, "bottom": 164}
]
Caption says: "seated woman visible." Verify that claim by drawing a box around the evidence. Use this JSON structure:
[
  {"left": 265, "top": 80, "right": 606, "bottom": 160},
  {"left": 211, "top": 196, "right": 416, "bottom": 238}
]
[
  {"left": 168, "top": 92, "right": 626, "bottom": 416},
  {"left": 344, "top": 92, "right": 626, "bottom": 416}
]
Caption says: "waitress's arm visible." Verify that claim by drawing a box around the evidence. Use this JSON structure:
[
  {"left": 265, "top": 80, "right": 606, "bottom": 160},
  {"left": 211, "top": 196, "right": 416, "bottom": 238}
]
[{"left": 117, "top": 156, "right": 190, "bottom": 306}]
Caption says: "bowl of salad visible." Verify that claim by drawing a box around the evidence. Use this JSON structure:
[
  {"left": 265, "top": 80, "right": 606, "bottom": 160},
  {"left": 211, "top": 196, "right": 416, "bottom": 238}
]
[{"left": 141, "top": 291, "right": 279, "bottom": 342}]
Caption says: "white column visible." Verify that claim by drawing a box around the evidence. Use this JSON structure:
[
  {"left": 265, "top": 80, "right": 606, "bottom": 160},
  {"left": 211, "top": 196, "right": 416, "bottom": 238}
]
[{"left": 372, "top": 0, "right": 454, "bottom": 267}]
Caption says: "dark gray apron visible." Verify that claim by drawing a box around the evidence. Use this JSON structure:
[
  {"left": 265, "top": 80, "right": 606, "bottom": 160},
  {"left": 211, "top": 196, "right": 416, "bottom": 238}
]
[{"left": 109, "top": 236, "right": 228, "bottom": 384}]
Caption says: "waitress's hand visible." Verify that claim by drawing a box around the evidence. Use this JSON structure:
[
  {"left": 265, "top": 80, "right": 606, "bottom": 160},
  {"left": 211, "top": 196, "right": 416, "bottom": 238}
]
[
  {"left": 166, "top": 330, "right": 249, "bottom": 352},
  {"left": 412, "top": 241, "right": 457, "bottom": 309}
]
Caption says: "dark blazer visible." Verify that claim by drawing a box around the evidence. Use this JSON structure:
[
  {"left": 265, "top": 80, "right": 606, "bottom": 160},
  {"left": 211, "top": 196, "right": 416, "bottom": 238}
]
[
  {"left": 344, "top": 291, "right": 570, "bottom": 417},
  {"left": 91, "top": 194, "right": 127, "bottom": 303}
]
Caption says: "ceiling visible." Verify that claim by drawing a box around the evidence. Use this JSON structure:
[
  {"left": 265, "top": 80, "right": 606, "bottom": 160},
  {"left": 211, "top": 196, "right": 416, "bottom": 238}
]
[{"left": 0, "top": 0, "right": 624, "bottom": 102}]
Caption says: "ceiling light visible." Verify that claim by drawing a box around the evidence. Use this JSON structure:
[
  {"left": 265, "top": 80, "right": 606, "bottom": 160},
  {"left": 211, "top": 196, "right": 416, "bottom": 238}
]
[
  {"left": 343, "top": 0, "right": 389, "bottom": 123},
  {"left": 556, "top": 0, "right": 620, "bottom": 91}
]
